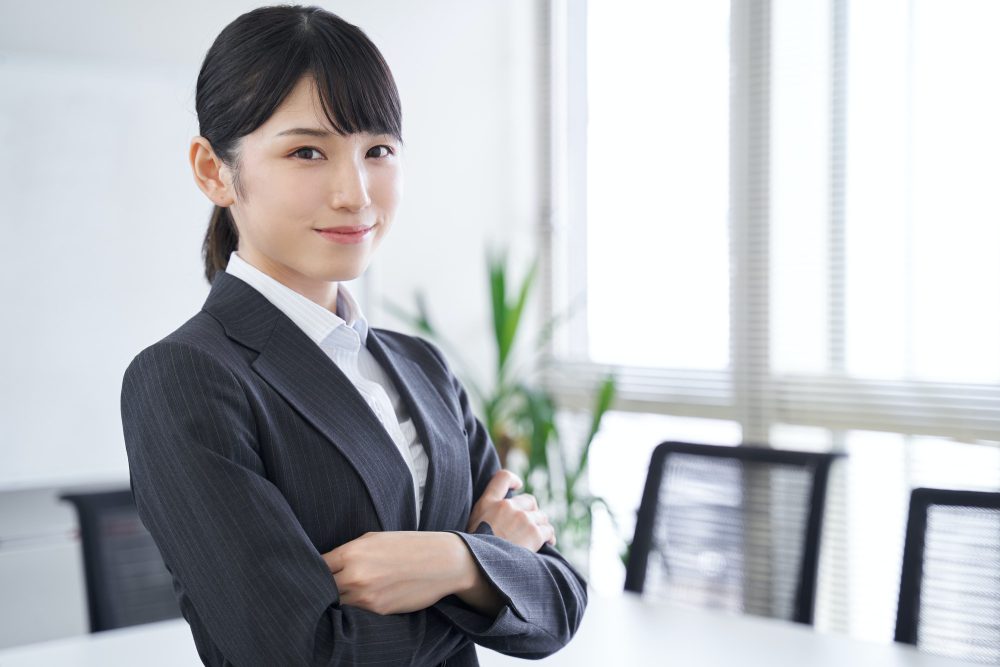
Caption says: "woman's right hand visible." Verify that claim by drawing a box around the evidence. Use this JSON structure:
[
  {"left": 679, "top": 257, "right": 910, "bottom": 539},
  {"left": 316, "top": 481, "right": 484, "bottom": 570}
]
[{"left": 466, "top": 469, "right": 556, "bottom": 552}]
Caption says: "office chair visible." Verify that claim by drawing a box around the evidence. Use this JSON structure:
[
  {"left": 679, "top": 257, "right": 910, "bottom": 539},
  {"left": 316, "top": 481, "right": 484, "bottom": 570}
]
[
  {"left": 625, "top": 441, "right": 843, "bottom": 625},
  {"left": 894, "top": 487, "right": 1000, "bottom": 664},
  {"left": 59, "top": 489, "right": 182, "bottom": 632}
]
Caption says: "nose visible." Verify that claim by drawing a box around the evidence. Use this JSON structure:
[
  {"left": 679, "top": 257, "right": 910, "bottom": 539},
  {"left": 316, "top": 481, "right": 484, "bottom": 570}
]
[{"left": 330, "top": 157, "right": 371, "bottom": 212}]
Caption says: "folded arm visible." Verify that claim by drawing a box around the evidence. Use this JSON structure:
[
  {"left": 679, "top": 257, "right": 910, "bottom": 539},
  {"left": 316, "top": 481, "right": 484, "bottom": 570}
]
[
  {"left": 318, "top": 528, "right": 505, "bottom": 617},
  {"left": 121, "top": 342, "right": 471, "bottom": 666},
  {"left": 418, "top": 338, "right": 590, "bottom": 659}
]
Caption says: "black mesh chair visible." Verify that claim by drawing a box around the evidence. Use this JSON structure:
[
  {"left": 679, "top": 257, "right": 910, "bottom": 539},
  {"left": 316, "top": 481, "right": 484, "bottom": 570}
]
[
  {"left": 894, "top": 487, "right": 1000, "bottom": 664},
  {"left": 60, "top": 489, "right": 182, "bottom": 632},
  {"left": 625, "top": 441, "right": 843, "bottom": 625}
]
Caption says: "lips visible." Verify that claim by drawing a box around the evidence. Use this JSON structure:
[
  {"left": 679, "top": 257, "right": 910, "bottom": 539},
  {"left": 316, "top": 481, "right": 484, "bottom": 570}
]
[
  {"left": 314, "top": 225, "right": 375, "bottom": 245},
  {"left": 316, "top": 225, "right": 373, "bottom": 233}
]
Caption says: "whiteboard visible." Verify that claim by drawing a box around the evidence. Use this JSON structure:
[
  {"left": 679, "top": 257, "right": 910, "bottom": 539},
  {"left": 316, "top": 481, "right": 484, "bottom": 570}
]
[
  {"left": 0, "top": 54, "right": 206, "bottom": 488},
  {"left": 0, "top": 53, "right": 366, "bottom": 490}
]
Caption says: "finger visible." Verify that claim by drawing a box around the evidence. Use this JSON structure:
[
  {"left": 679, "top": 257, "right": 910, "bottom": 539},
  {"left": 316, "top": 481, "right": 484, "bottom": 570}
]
[
  {"left": 482, "top": 469, "right": 523, "bottom": 501},
  {"left": 337, "top": 587, "right": 356, "bottom": 606},
  {"left": 530, "top": 512, "right": 556, "bottom": 551},
  {"left": 523, "top": 509, "right": 549, "bottom": 527},
  {"left": 509, "top": 493, "right": 539, "bottom": 512},
  {"left": 538, "top": 523, "right": 556, "bottom": 549},
  {"left": 323, "top": 548, "right": 345, "bottom": 574},
  {"left": 332, "top": 572, "right": 349, "bottom": 599}
]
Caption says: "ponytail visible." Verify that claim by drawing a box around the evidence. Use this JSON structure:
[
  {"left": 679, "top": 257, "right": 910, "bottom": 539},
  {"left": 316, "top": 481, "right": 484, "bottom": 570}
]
[{"left": 202, "top": 205, "right": 239, "bottom": 284}]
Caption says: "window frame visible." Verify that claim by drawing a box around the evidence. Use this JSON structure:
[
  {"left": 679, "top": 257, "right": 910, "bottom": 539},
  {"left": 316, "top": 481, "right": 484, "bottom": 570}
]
[{"left": 541, "top": 0, "right": 1000, "bottom": 444}]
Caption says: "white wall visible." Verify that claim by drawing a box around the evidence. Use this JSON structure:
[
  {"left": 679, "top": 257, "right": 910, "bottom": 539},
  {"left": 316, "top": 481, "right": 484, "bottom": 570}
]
[
  {"left": 0, "top": 0, "right": 545, "bottom": 490},
  {"left": 0, "top": 0, "right": 545, "bottom": 647}
]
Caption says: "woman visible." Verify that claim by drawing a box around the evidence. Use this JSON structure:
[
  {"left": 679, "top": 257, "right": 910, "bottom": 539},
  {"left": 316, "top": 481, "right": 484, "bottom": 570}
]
[{"left": 119, "top": 5, "right": 587, "bottom": 666}]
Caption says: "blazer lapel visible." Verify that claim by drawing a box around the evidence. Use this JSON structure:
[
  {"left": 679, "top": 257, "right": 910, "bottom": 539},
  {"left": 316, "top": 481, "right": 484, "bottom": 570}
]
[
  {"left": 202, "top": 272, "right": 417, "bottom": 533},
  {"left": 365, "top": 331, "right": 471, "bottom": 532}
]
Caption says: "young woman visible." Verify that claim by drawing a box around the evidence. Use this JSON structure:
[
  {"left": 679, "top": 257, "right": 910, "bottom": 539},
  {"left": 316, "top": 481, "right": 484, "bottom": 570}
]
[{"left": 119, "top": 5, "right": 587, "bottom": 666}]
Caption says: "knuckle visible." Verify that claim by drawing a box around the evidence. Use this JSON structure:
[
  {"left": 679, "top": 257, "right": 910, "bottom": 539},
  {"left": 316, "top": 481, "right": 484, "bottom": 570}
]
[{"left": 346, "top": 568, "right": 366, "bottom": 588}]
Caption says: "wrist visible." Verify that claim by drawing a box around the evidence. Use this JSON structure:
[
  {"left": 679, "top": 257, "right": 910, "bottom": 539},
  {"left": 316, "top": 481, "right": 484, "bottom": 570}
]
[
  {"left": 440, "top": 532, "right": 477, "bottom": 594},
  {"left": 441, "top": 531, "right": 506, "bottom": 616}
]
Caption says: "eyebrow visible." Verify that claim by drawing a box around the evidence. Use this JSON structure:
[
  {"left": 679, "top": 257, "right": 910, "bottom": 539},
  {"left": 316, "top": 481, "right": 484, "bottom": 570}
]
[
  {"left": 274, "top": 127, "right": 399, "bottom": 141},
  {"left": 274, "top": 127, "right": 335, "bottom": 138}
]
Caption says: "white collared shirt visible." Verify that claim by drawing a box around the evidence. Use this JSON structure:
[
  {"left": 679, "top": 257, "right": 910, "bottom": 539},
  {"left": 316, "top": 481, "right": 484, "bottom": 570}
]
[{"left": 225, "top": 251, "right": 429, "bottom": 520}]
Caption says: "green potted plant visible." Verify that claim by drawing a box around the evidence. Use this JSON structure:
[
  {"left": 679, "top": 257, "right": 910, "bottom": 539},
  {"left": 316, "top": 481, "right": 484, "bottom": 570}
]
[{"left": 385, "top": 246, "right": 619, "bottom": 574}]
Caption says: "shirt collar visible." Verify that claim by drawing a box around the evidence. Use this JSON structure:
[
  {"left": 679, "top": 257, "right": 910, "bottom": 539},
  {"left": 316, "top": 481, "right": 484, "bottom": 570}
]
[{"left": 224, "top": 251, "right": 369, "bottom": 349}]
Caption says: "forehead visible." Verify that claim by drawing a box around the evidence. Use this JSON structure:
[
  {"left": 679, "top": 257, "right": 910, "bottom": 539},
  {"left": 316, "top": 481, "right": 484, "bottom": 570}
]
[{"left": 260, "top": 76, "right": 335, "bottom": 134}]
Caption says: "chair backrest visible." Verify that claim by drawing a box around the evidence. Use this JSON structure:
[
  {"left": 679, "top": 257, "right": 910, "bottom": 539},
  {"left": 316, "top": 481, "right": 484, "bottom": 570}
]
[
  {"left": 625, "top": 441, "right": 842, "bottom": 625},
  {"left": 59, "top": 489, "right": 181, "bottom": 632},
  {"left": 894, "top": 487, "right": 1000, "bottom": 663}
]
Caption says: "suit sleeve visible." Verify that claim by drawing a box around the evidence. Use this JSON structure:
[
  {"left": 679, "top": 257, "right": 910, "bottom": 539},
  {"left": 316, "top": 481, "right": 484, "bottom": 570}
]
[
  {"left": 417, "top": 338, "right": 589, "bottom": 659},
  {"left": 120, "top": 341, "right": 470, "bottom": 667}
]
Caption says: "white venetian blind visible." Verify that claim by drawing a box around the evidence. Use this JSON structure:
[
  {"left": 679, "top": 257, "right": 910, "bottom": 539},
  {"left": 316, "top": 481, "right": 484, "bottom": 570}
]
[{"left": 546, "top": 0, "right": 1000, "bottom": 644}]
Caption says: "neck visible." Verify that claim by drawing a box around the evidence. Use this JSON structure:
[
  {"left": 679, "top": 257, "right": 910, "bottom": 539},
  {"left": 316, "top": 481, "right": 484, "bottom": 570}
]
[{"left": 235, "top": 249, "right": 339, "bottom": 314}]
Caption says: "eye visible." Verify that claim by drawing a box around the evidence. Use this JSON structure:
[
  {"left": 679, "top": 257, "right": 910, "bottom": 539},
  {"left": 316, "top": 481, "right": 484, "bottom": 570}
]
[
  {"left": 367, "top": 145, "right": 395, "bottom": 159},
  {"left": 290, "top": 147, "right": 324, "bottom": 160}
]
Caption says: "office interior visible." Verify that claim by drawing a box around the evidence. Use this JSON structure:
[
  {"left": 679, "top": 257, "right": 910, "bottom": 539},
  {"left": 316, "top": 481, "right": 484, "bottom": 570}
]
[{"left": 1, "top": 0, "right": 998, "bottom": 664}]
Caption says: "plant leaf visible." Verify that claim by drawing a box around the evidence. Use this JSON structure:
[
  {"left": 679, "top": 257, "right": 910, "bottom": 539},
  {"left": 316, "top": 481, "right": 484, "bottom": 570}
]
[
  {"left": 488, "top": 248, "right": 508, "bottom": 375},
  {"left": 522, "top": 385, "right": 555, "bottom": 473},
  {"left": 501, "top": 256, "right": 538, "bottom": 376},
  {"left": 568, "top": 374, "right": 617, "bottom": 491},
  {"left": 383, "top": 292, "right": 488, "bottom": 414},
  {"left": 382, "top": 295, "right": 435, "bottom": 336}
]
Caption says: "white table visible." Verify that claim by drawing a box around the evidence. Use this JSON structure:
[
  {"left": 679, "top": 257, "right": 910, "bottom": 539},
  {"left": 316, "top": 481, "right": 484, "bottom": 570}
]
[
  {"left": 0, "top": 592, "right": 977, "bottom": 666},
  {"left": 0, "top": 618, "right": 198, "bottom": 666},
  {"left": 479, "top": 592, "right": 976, "bottom": 666}
]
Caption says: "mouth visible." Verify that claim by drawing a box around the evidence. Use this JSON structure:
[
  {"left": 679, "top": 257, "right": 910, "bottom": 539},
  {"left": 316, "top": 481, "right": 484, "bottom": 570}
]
[{"left": 314, "top": 224, "right": 375, "bottom": 245}]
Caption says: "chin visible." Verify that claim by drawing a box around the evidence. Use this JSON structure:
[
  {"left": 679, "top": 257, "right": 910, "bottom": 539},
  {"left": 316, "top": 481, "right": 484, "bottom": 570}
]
[{"left": 314, "top": 263, "right": 368, "bottom": 283}]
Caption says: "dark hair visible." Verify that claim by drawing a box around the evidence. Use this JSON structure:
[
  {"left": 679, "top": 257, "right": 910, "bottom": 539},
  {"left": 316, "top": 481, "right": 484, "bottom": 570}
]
[{"left": 196, "top": 5, "right": 402, "bottom": 283}]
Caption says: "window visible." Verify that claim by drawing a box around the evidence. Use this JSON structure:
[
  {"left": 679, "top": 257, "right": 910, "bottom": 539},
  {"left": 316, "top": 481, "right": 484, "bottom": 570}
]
[
  {"left": 546, "top": 0, "right": 1000, "bottom": 641},
  {"left": 585, "top": 0, "right": 730, "bottom": 371}
]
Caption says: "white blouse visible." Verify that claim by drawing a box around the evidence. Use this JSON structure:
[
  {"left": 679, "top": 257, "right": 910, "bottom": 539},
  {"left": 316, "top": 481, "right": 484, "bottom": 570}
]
[{"left": 225, "top": 251, "right": 429, "bottom": 520}]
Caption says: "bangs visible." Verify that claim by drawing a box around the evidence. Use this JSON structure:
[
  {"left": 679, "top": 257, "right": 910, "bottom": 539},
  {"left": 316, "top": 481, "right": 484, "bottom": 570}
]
[
  {"left": 305, "top": 20, "right": 402, "bottom": 141},
  {"left": 204, "top": 6, "right": 402, "bottom": 147}
]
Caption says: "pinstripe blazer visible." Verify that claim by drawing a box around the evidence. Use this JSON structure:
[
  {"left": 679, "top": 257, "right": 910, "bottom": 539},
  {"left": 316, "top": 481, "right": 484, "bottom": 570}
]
[{"left": 120, "top": 270, "right": 588, "bottom": 666}]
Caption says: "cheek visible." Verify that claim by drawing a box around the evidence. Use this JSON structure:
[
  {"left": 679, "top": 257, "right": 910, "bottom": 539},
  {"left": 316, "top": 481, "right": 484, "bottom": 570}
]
[
  {"left": 240, "top": 164, "right": 329, "bottom": 243},
  {"left": 369, "top": 168, "right": 403, "bottom": 217},
  {"left": 253, "top": 166, "right": 328, "bottom": 212}
]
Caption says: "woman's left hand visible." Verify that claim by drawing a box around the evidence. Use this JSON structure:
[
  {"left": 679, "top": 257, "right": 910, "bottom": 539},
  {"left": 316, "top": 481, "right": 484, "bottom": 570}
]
[
  {"left": 466, "top": 469, "right": 556, "bottom": 551},
  {"left": 321, "top": 531, "right": 471, "bottom": 615}
]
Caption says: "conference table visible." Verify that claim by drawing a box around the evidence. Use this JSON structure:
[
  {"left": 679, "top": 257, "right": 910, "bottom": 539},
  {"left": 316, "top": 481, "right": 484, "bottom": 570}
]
[{"left": 0, "top": 591, "right": 976, "bottom": 666}]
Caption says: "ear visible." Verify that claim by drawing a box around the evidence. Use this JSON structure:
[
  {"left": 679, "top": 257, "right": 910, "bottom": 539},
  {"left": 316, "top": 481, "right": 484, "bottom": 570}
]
[{"left": 189, "top": 136, "right": 236, "bottom": 207}]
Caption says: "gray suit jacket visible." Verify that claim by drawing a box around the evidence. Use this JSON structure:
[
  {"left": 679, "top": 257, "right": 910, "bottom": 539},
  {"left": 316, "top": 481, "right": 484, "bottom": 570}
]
[{"left": 120, "top": 271, "right": 588, "bottom": 666}]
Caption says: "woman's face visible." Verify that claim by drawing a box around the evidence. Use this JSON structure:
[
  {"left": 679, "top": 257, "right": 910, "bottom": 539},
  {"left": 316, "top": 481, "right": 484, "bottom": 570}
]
[{"left": 203, "top": 75, "right": 403, "bottom": 302}]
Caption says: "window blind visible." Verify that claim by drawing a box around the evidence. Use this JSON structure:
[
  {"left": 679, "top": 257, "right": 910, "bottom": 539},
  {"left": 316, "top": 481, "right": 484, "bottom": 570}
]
[{"left": 544, "top": 0, "right": 1000, "bottom": 644}]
